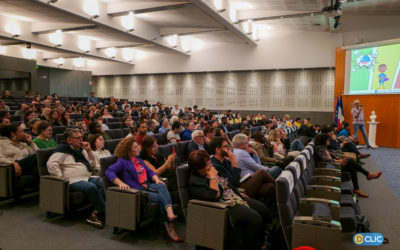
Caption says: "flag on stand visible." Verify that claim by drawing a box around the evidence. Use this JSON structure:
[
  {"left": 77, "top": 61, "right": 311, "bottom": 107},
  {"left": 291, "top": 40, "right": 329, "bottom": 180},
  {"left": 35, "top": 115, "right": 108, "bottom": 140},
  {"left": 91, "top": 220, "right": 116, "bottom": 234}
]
[
  {"left": 338, "top": 95, "right": 344, "bottom": 125},
  {"left": 334, "top": 95, "right": 345, "bottom": 129}
]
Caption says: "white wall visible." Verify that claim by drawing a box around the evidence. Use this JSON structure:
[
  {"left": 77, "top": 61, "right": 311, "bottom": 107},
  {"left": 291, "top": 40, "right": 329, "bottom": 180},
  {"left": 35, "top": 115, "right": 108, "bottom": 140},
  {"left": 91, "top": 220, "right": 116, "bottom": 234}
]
[{"left": 90, "top": 30, "right": 341, "bottom": 75}]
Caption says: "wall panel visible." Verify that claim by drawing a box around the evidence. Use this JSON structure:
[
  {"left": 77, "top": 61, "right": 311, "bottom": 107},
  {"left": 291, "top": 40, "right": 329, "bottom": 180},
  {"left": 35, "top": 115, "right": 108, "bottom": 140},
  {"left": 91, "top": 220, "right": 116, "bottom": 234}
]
[{"left": 93, "top": 68, "right": 335, "bottom": 112}]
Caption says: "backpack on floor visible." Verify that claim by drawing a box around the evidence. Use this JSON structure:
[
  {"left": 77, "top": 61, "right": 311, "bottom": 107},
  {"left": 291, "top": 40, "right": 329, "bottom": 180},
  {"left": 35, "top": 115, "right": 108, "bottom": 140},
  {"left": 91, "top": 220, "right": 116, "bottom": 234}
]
[{"left": 356, "top": 215, "right": 371, "bottom": 233}]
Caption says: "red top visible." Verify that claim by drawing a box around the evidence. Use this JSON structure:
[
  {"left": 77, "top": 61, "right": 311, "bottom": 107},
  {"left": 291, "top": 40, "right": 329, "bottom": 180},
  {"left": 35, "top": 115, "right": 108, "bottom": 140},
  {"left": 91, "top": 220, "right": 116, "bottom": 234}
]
[
  {"left": 136, "top": 133, "right": 145, "bottom": 145},
  {"left": 83, "top": 118, "right": 90, "bottom": 126},
  {"left": 131, "top": 157, "right": 147, "bottom": 185}
]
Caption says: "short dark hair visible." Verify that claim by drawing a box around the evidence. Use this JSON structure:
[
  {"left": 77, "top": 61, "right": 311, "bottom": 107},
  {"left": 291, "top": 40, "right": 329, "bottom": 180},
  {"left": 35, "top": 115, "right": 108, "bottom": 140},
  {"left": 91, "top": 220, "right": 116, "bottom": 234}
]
[
  {"left": 141, "top": 135, "right": 156, "bottom": 152},
  {"left": 252, "top": 131, "right": 265, "bottom": 144},
  {"left": 321, "top": 126, "right": 333, "bottom": 134},
  {"left": 172, "top": 121, "right": 180, "bottom": 130},
  {"left": 93, "top": 113, "right": 103, "bottom": 120},
  {"left": 203, "top": 126, "right": 214, "bottom": 135},
  {"left": 137, "top": 121, "right": 146, "bottom": 128},
  {"left": 188, "top": 150, "right": 210, "bottom": 174},
  {"left": 89, "top": 122, "right": 100, "bottom": 134},
  {"left": 37, "top": 121, "right": 52, "bottom": 135},
  {"left": 208, "top": 136, "right": 227, "bottom": 155},
  {"left": 314, "top": 133, "right": 330, "bottom": 147},
  {"left": 0, "top": 124, "right": 19, "bottom": 138}
]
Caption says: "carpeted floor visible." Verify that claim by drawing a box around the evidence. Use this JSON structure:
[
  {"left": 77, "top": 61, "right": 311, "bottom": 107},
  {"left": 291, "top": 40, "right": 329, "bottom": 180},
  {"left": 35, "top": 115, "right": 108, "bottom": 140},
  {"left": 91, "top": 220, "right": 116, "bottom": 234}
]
[
  {"left": 363, "top": 147, "right": 400, "bottom": 201},
  {"left": 0, "top": 196, "right": 194, "bottom": 250},
  {"left": 341, "top": 152, "right": 400, "bottom": 250}
]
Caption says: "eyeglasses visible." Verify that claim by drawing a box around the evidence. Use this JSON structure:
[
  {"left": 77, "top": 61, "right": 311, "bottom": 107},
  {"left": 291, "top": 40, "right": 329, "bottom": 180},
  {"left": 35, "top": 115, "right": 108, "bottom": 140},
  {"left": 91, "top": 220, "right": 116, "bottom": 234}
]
[
  {"left": 221, "top": 145, "right": 230, "bottom": 148},
  {"left": 196, "top": 135, "right": 205, "bottom": 138},
  {"left": 70, "top": 136, "right": 83, "bottom": 140}
]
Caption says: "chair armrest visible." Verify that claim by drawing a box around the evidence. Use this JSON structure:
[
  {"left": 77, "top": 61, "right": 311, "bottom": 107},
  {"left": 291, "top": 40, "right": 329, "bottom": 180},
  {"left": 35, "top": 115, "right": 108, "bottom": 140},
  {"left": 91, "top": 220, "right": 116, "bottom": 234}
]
[
  {"left": 313, "top": 168, "right": 341, "bottom": 178},
  {"left": 311, "top": 175, "right": 341, "bottom": 187},
  {"left": 300, "top": 197, "right": 340, "bottom": 221},
  {"left": 106, "top": 186, "right": 140, "bottom": 194},
  {"left": 189, "top": 199, "right": 228, "bottom": 209},
  {"left": 318, "top": 162, "right": 341, "bottom": 170},
  {"left": 41, "top": 175, "right": 68, "bottom": 182},
  {"left": 293, "top": 216, "right": 341, "bottom": 229},
  {"left": 306, "top": 185, "right": 341, "bottom": 201},
  {"left": 0, "top": 164, "right": 12, "bottom": 197},
  {"left": 39, "top": 175, "right": 69, "bottom": 214}
]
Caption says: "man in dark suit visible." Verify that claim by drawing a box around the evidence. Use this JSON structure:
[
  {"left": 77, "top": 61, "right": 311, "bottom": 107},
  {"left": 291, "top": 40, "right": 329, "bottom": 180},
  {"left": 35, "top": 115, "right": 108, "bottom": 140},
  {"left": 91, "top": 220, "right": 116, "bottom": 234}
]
[{"left": 219, "top": 117, "right": 233, "bottom": 133}]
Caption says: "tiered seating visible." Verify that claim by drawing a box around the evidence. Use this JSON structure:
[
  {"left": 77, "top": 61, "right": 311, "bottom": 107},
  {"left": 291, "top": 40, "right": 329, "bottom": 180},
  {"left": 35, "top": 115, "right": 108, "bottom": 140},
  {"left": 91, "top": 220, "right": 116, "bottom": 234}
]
[{"left": 276, "top": 143, "right": 358, "bottom": 250}]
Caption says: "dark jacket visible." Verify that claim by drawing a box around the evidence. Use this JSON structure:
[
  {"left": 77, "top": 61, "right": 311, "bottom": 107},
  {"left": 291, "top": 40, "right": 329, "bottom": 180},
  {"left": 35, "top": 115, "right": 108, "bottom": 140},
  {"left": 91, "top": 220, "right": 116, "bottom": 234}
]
[
  {"left": 180, "top": 128, "right": 192, "bottom": 141},
  {"left": 210, "top": 156, "right": 241, "bottom": 187},
  {"left": 187, "top": 140, "right": 211, "bottom": 155}
]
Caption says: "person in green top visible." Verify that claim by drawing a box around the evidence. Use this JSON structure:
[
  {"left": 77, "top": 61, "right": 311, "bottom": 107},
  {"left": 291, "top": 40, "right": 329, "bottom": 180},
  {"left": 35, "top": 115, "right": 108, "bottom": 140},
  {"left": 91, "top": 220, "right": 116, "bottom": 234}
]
[{"left": 33, "top": 121, "right": 57, "bottom": 149}]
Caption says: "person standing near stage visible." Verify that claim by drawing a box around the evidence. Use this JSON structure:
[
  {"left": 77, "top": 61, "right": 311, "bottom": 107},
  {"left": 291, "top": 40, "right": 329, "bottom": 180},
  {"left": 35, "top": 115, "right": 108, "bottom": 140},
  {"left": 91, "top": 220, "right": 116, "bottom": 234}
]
[{"left": 351, "top": 100, "right": 371, "bottom": 148}]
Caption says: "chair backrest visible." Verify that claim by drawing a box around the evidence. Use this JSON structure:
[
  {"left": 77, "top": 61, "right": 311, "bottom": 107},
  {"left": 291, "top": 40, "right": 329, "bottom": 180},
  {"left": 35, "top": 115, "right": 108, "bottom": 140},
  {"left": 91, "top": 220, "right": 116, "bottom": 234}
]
[
  {"left": 106, "top": 129, "right": 124, "bottom": 139},
  {"left": 158, "top": 143, "right": 176, "bottom": 160},
  {"left": 105, "top": 138, "right": 122, "bottom": 154},
  {"left": 122, "top": 128, "right": 130, "bottom": 137},
  {"left": 176, "top": 164, "right": 190, "bottom": 220},
  {"left": 107, "top": 122, "right": 121, "bottom": 129},
  {"left": 56, "top": 134, "right": 65, "bottom": 144},
  {"left": 100, "top": 155, "right": 118, "bottom": 189},
  {"left": 176, "top": 140, "right": 191, "bottom": 164},
  {"left": 52, "top": 126, "right": 67, "bottom": 137},
  {"left": 36, "top": 148, "right": 56, "bottom": 176},
  {"left": 301, "top": 149, "right": 311, "bottom": 162},
  {"left": 276, "top": 170, "right": 297, "bottom": 250}
]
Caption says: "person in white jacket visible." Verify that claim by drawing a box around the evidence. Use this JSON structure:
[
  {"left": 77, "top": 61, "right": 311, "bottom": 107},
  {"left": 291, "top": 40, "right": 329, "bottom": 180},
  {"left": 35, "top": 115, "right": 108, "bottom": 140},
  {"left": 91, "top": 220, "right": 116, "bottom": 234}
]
[{"left": 47, "top": 128, "right": 105, "bottom": 228}]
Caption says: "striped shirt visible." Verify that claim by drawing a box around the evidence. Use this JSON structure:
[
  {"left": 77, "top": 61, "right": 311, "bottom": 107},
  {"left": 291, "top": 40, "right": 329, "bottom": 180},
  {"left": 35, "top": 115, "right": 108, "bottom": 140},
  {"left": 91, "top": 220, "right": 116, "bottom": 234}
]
[{"left": 351, "top": 107, "right": 364, "bottom": 124}]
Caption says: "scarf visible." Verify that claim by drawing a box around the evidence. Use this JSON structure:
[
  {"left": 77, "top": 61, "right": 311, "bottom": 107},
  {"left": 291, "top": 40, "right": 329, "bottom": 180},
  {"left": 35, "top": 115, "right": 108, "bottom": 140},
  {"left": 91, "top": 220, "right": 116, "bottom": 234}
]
[{"left": 54, "top": 143, "right": 92, "bottom": 172}]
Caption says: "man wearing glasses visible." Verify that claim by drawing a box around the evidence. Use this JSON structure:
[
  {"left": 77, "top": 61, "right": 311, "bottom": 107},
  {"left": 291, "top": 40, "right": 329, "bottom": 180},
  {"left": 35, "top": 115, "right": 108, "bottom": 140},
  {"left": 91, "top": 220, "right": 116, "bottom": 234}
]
[
  {"left": 47, "top": 128, "right": 105, "bottom": 228},
  {"left": 187, "top": 130, "right": 209, "bottom": 154}
]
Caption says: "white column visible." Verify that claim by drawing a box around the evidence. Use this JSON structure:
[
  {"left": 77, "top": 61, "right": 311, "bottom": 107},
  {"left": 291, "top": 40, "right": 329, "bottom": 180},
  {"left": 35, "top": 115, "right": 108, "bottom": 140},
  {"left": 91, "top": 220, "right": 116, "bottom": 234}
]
[{"left": 367, "top": 121, "right": 379, "bottom": 148}]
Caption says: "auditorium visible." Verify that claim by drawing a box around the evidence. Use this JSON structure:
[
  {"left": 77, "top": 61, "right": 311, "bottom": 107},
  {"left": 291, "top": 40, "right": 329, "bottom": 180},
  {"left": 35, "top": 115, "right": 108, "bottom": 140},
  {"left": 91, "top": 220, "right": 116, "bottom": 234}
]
[{"left": 0, "top": 0, "right": 399, "bottom": 249}]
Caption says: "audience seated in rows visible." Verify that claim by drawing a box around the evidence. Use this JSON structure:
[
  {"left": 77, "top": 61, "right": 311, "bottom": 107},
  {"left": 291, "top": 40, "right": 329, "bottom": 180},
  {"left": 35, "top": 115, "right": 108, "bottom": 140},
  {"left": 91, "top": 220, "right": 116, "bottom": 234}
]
[{"left": 314, "top": 133, "right": 381, "bottom": 198}]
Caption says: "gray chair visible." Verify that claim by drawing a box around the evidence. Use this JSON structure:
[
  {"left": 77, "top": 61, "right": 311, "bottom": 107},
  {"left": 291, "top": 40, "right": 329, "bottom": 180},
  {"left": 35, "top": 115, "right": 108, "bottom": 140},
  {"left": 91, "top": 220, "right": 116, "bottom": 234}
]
[
  {"left": 104, "top": 139, "right": 122, "bottom": 154},
  {"left": 0, "top": 162, "right": 37, "bottom": 200},
  {"left": 37, "top": 149, "right": 91, "bottom": 216},
  {"left": 107, "top": 122, "right": 121, "bottom": 129},
  {"left": 105, "top": 129, "right": 124, "bottom": 139},
  {"left": 100, "top": 156, "right": 161, "bottom": 233},
  {"left": 122, "top": 128, "right": 130, "bottom": 137},
  {"left": 52, "top": 126, "right": 67, "bottom": 137},
  {"left": 176, "top": 164, "right": 228, "bottom": 250},
  {"left": 176, "top": 140, "right": 191, "bottom": 164},
  {"left": 276, "top": 170, "right": 343, "bottom": 250}
]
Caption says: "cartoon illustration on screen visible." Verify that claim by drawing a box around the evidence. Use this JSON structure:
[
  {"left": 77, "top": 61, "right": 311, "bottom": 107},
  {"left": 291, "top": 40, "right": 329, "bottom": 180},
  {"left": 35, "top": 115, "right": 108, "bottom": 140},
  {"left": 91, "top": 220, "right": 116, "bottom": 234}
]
[{"left": 377, "top": 64, "right": 389, "bottom": 89}]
